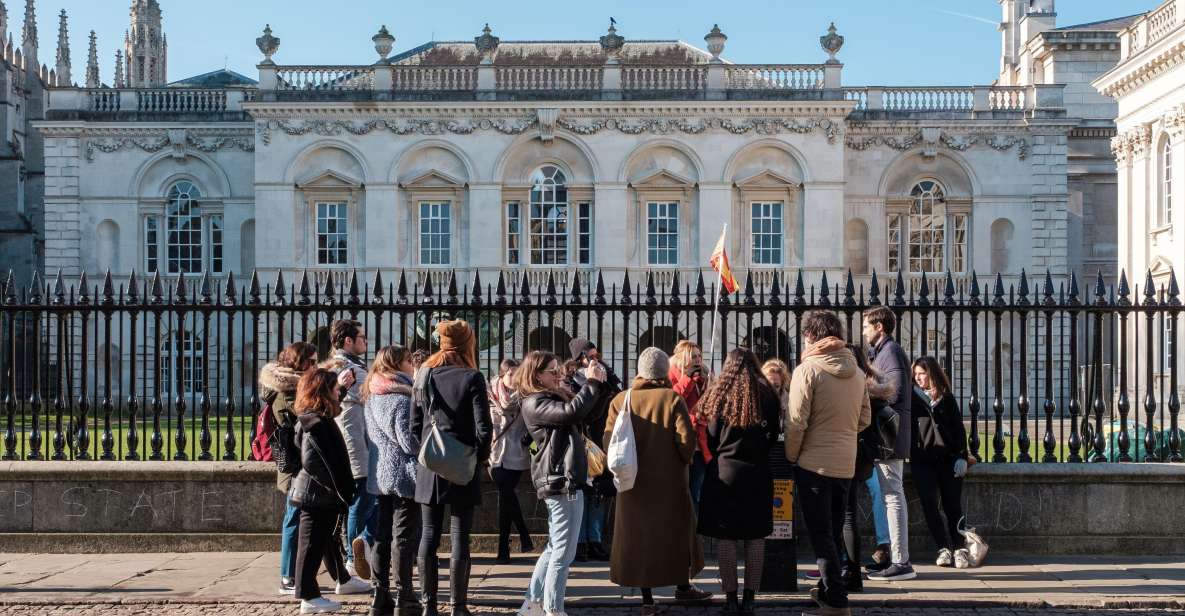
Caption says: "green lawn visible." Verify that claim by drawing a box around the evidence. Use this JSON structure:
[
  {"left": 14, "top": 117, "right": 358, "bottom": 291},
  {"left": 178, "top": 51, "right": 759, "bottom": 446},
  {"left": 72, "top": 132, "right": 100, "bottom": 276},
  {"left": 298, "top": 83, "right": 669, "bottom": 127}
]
[{"left": 5, "top": 418, "right": 258, "bottom": 461}]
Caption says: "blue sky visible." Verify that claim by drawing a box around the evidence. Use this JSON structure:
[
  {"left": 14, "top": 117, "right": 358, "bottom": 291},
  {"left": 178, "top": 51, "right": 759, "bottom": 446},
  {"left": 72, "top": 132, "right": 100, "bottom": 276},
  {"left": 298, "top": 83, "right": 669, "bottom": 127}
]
[{"left": 32, "top": 0, "right": 1154, "bottom": 86}]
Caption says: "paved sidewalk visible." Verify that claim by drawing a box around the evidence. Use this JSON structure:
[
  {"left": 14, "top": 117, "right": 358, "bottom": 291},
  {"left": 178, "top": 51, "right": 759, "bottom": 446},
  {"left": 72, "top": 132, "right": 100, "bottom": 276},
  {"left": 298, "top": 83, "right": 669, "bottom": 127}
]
[{"left": 2, "top": 552, "right": 1184, "bottom": 612}]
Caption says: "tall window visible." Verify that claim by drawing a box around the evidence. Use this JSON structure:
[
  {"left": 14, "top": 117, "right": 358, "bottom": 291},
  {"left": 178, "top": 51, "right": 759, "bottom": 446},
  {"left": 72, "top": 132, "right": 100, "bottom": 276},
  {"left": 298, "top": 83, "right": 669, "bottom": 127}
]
[
  {"left": 161, "top": 330, "right": 204, "bottom": 395},
  {"left": 1164, "top": 139, "right": 1174, "bottom": 227},
  {"left": 316, "top": 202, "right": 349, "bottom": 265},
  {"left": 647, "top": 202, "right": 679, "bottom": 266},
  {"left": 887, "top": 180, "right": 967, "bottom": 273},
  {"left": 419, "top": 201, "right": 452, "bottom": 265},
  {"left": 166, "top": 181, "right": 203, "bottom": 274},
  {"left": 577, "top": 202, "right": 592, "bottom": 265},
  {"left": 529, "top": 165, "right": 568, "bottom": 265},
  {"left": 751, "top": 201, "right": 784, "bottom": 265},
  {"left": 144, "top": 181, "right": 223, "bottom": 275},
  {"left": 506, "top": 201, "right": 522, "bottom": 265}
]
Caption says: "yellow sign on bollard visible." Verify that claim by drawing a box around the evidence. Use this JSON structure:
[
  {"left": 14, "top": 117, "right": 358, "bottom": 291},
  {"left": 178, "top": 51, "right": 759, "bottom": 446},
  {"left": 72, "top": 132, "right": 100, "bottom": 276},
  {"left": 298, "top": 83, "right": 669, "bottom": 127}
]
[{"left": 770, "top": 479, "right": 794, "bottom": 539}]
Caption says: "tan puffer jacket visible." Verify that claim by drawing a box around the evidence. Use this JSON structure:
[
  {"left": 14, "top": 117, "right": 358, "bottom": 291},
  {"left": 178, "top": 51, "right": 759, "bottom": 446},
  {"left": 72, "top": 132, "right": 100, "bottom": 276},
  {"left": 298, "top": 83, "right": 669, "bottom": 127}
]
[{"left": 785, "top": 339, "right": 872, "bottom": 479}]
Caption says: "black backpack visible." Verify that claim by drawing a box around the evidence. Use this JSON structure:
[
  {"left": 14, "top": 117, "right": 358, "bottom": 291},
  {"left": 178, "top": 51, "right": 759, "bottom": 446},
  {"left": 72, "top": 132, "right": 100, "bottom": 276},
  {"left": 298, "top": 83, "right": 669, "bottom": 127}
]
[{"left": 270, "top": 410, "right": 301, "bottom": 475}]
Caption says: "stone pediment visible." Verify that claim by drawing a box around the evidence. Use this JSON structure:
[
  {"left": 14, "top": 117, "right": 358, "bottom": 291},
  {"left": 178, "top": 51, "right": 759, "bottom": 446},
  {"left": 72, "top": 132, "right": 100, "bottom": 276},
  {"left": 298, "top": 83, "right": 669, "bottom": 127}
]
[
  {"left": 1150, "top": 256, "right": 1175, "bottom": 278},
  {"left": 629, "top": 168, "right": 696, "bottom": 189},
  {"left": 399, "top": 169, "right": 467, "bottom": 189},
  {"left": 734, "top": 169, "right": 801, "bottom": 189},
  {"left": 296, "top": 169, "right": 363, "bottom": 190}
]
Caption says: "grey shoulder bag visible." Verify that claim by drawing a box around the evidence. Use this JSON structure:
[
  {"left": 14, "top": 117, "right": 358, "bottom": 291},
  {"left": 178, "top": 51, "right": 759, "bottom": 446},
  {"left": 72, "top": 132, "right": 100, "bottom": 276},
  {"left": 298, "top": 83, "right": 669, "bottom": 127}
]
[{"left": 416, "top": 368, "right": 477, "bottom": 485}]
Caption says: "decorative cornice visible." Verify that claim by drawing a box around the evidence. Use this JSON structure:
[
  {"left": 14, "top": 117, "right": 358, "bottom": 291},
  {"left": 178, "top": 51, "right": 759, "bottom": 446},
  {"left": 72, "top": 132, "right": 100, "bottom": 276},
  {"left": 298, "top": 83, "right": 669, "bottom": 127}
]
[
  {"left": 1164, "top": 104, "right": 1185, "bottom": 139},
  {"left": 845, "top": 127, "right": 1029, "bottom": 160},
  {"left": 82, "top": 127, "right": 254, "bottom": 161},
  {"left": 1095, "top": 37, "right": 1185, "bottom": 99},
  {"left": 1112, "top": 124, "right": 1153, "bottom": 165},
  {"left": 256, "top": 113, "right": 844, "bottom": 145},
  {"left": 244, "top": 101, "right": 857, "bottom": 120}
]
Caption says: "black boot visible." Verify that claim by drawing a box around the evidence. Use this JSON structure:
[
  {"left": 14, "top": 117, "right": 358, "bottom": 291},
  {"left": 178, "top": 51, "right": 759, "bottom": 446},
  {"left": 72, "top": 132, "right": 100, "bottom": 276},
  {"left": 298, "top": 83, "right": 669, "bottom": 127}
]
[
  {"left": 418, "top": 557, "right": 439, "bottom": 616},
  {"left": 394, "top": 545, "right": 421, "bottom": 616},
  {"left": 519, "top": 533, "right": 535, "bottom": 554},
  {"left": 722, "top": 591, "right": 740, "bottom": 616},
  {"left": 842, "top": 566, "right": 864, "bottom": 593},
  {"left": 369, "top": 541, "right": 396, "bottom": 616},
  {"left": 495, "top": 537, "right": 512, "bottom": 564},
  {"left": 740, "top": 589, "right": 756, "bottom": 616},
  {"left": 448, "top": 557, "right": 472, "bottom": 616}
]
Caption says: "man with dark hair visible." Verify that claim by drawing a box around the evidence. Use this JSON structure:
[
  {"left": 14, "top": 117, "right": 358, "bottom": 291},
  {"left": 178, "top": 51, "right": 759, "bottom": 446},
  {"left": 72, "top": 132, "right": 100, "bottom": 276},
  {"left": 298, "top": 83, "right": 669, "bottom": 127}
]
[
  {"left": 787, "top": 311, "right": 870, "bottom": 616},
  {"left": 324, "top": 318, "right": 375, "bottom": 586},
  {"left": 566, "top": 338, "right": 622, "bottom": 563},
  {"left": 861, "top": 306, "right": 916, "bottom": 582}
]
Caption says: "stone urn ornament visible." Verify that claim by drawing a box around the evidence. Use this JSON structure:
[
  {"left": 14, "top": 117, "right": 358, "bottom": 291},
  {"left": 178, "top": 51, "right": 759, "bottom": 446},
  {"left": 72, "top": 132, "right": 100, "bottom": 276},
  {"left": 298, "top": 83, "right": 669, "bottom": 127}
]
[
  {"left": 257, "top": 24, "right": 280, "bottom": 65},
  {"left": 475, "top": 23, "right": 500, "bottom": 65},
  {"left": 820, "top": 22, "right": 843, "bottom": 63},
  {"left": 600, "top": 18, "right": 624, "bottom": 63},
  {"left": 704, "top": 24, "right": 727, "bottom": 62},
  {"left": 373, "top": 25, "right": 395, "bottom": 62}
]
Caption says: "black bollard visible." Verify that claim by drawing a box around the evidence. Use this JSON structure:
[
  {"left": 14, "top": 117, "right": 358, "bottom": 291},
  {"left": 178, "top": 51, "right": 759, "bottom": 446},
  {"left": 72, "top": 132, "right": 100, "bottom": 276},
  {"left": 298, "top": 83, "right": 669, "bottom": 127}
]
[{"left": 762, "top": 446, "right": 797, "bottom": 592}]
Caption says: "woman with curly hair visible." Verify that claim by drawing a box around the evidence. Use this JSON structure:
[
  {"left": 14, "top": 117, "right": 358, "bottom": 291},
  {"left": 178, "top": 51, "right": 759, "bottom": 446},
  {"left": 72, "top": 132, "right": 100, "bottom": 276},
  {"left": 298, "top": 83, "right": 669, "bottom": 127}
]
[{"left": 696, "top": 349, "right": 782, "bottom": 616}]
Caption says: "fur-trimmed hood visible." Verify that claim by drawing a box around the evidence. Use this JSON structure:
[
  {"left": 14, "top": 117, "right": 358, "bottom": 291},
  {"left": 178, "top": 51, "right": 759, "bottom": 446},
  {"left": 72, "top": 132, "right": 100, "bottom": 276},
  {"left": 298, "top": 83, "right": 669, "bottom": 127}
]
[{"left": 259, "top": 362, "right": 302, "bottom": 394}]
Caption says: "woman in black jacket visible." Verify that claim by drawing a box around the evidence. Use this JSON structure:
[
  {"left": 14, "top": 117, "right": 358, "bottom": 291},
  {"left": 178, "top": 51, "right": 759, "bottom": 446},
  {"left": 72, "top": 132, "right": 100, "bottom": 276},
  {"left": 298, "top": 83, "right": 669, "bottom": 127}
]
[
  {"left": 695, "top": 349, "right": 781, "bottom": 616},
  {"left": 517, "top": 350, "right": 605, "bottom": 616},
  {"left": 409, "top": 320, "right": 493, "bottom": 616},
  {"left": 290, "top": 368, "right": 369, "bottom": 613},
  {"left": 910, "top": 356, "right": 971, "bottom": 569}
]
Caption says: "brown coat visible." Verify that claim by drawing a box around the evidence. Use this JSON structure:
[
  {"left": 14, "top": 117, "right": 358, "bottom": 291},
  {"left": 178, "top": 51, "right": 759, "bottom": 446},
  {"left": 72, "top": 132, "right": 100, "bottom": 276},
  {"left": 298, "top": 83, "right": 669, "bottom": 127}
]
[
  {"left": 785, "top": 343, "right": 872, "bottom": 480},
  {"left": 603, "top": 379, "right": 704, "bottom": 588}
]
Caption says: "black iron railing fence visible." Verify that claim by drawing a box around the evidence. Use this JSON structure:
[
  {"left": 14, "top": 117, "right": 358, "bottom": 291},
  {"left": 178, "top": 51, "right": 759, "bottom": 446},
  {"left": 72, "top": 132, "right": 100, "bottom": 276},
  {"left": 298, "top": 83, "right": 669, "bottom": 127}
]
[{"left": 1, "top": 267, "right": 1181, "bottom": 464}]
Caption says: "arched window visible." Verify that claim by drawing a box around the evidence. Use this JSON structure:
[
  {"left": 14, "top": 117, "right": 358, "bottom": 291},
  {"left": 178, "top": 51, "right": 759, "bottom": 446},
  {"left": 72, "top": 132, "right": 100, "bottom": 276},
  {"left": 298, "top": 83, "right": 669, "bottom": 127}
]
[
  {"left": 144, "top": 181, "right": 223, "bottom": 275},
  {"left": 1163, "top": 138, "right": 1174, "bottom": 227},
  {"left": 528, "top": 165, "right": 569, "bottom": 265},
  {"left": 887, "top": 180, "right": 967, "bottom": 273}
]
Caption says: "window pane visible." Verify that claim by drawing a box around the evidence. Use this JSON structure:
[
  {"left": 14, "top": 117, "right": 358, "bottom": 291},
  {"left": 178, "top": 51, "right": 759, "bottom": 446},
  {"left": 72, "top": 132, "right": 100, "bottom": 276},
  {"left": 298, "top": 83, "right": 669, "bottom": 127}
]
[
  {"left": 210, "top": 215, "right": 223, "bottom": 274},
  {"left": 909, "top": 181, "right": 946, "bottom": 273},
  {"left": 166, "top": 183, "right": 203, "bottom": 274},
  {"left": 316, "top": 202, "right": 348, "bottom": 265},
  {"left": 144, "top": 217, "right": 159, "bottom": 273},
  {"left": 419, "top": 201, "right": 451, "bottom": 265},
  {"left": 529, "top": 168, "right": 568, "bottom": 265},
  {"left": 577, "top": 202, "right": 592, "bottom": 265},
  {"left": 646, "top": 202, "right": 679, "bottom": 266},
  {"left": 750, "top": 201, "right": 783, "bottom": 265}
]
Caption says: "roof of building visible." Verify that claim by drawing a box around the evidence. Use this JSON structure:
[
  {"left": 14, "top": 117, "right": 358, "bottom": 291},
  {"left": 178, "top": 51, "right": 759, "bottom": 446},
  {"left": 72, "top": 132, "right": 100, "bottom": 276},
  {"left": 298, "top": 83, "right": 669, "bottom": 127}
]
[
  {"left": 389, "top": 40, "right": 715, "bottom": 65},
  {"left": 168, "top": 68, "right": 258, "bottom": 88},
  {"left": 1051, "top": 14, "right": 1144, "bottom": 32}
]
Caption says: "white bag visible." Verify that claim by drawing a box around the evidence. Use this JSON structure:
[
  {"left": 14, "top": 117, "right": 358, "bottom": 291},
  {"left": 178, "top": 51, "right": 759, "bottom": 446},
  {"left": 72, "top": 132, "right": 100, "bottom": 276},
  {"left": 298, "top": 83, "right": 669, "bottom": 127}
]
[
  {"left": 958, "top": 520, "right": 990, "bottom": 568},
  {"left": 607, "top": 390, "right": 638, "bottom": 492}
]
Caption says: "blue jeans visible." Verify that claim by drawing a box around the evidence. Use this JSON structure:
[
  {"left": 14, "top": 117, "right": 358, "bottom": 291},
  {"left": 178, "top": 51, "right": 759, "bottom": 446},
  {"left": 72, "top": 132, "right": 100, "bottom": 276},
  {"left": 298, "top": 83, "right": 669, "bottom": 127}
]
[
  {"left": 865, "top": 473, "right": 890, "bottom": 546},
  {"left": 689, "top": 452, "right": 707, "bottom": 505},
  {"left": 280, "top": 499, "right": 300, "bottom": 578},
  {"left": 343, "top": 477, "right": 377, "bottom": 562},
  {"left": 578, "top": 492, "right": 604, "bottom": 544},
  {"left": 526, "top": 491, "right": 584, "bottom": 613}
]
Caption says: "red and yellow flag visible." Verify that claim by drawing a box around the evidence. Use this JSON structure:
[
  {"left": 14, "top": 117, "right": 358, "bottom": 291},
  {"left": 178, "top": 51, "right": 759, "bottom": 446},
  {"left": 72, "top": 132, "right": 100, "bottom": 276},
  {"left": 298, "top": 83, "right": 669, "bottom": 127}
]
[{"left": 709, "top": 228, "right": 739, "bottom": 295}]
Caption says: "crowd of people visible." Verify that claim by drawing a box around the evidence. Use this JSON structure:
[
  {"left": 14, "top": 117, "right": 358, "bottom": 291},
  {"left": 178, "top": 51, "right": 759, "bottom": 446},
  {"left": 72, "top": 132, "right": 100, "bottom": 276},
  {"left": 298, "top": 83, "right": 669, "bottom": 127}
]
[{"left": 257, "top": 308, "right": 977, "bottom": 616}]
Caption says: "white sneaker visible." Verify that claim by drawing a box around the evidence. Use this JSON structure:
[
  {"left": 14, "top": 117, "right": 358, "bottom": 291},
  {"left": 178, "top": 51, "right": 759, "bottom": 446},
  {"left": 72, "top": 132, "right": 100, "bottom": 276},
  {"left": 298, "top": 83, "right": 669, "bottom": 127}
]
[
  {"left": 518, "top": 599, "right": 545, "bottom": 616},
  {"left": 935, "top": 548, "right": 953, "bottom": 567},
  {"left": 345, "top": 561, "right": 359, "bottom": 579},
  {"left": 300, "top": 597, "right": 341, "bottom": 614},
  {"left": 334, "top": 576, "right": 371, "bottom": 595},
  {"left": 278, "top": 576, "right": 296, "bottom": 595},
  {"left": 953, "top": 548, "right": 972, "bottom": 569}
]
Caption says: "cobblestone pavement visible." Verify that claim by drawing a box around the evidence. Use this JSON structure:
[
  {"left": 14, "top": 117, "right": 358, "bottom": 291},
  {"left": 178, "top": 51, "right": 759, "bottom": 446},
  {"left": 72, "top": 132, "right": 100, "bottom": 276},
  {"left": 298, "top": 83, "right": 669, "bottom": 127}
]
[{"left": 2, "top": 605, "right": 1185, "bottom": 616}]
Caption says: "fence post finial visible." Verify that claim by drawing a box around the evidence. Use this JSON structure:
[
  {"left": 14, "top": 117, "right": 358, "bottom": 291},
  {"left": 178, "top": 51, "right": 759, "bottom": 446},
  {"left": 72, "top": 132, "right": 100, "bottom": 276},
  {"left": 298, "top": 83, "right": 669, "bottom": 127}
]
[
  {"left": 992, "top": 273, "right": 1006, "bottom": 307},
  {"left": 1093, "top": 270, "right": 1107, "bottom": 306},
  {"left": 471, "top": 270, "right": 483, "bottom": 306},
  {"left": 742, "top": 271, "right": 755, "bottom": 306},
  {"left": 620, "top": 271, "right": 633, "bottom": 305},
  {"left": 892, "top": 270, "right": 906, "bottom": 306},
  {"left": 518, "top": 271, "right": 531, "bottom": 306},
  {"left": 348, "top": 269, "right": 361, "bottom": 305},
  {"left": 868, "top": 270, "right": 880, "bottom": 306},
  {"left": 1043, "top": 271, "right": 1056, "bottom": 307},
  {"left": 297, "top": 270, "right": 311, "bottom": 306},
  {"left": 545, "top": 272, "right": 558, "bottom": 307},
  {"left": 595, "top": 272, "right": 607, "bottom": 306},
  {"left": 494, "top": 271, "right": 507, "bottom": 306},
  {"left": 1117, "top": 270, "right": 1130, "bottom": 307},
  {"left": 53, "top": 269, "right": 66, "bottom": 305},
  {"left": 1016, "top": 269, "right": 1030, "bottom": 307},
  {"left": 396, "top": 270, "right": 408, "bottom": 304},
  {"left": 769, "top": 271, "right": 782, "bottom": 306},
  {"left": 1169, "top": 268, "right": 1181, "bottom": 306},
  {"left": 372, "top": 270, "right": 384, "bottom": 302},
  {"left": 668, "top": 270, "right": 680, "bottom": 306},
  {"left": 793, "top": 270, "right": 806, "bottom": 306},
  {"left": 693, "top": 271, "right": 707, "bottom": 306},
  {"left": 127, "top": 270, "right": 140, "bottom": 304}
]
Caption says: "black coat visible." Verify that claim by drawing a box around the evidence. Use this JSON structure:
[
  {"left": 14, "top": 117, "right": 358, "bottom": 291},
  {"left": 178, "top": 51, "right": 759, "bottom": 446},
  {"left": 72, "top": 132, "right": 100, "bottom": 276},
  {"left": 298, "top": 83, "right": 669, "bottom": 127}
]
[
  {"left": 410, "top": 366, "right": 493, "bottom": 508},
  {"left": 522, "top": 382, "right": 602, "bottom": 498},
  {"left": 911, "top": 390, "right": 969, "bottom": 463},
  {"left": 697, "top": 388, "right": 782, "bottom": 540},
  {"left": 290, "top": 413, "right": 356, "bottom": 512}
]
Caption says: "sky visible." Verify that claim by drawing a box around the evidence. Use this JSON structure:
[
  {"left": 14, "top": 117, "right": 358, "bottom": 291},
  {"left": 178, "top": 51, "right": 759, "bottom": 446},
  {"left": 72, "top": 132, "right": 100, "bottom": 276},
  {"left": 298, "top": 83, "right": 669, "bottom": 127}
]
[{"left": 26, "top": 0, "right": 1157, "bottom": 87}]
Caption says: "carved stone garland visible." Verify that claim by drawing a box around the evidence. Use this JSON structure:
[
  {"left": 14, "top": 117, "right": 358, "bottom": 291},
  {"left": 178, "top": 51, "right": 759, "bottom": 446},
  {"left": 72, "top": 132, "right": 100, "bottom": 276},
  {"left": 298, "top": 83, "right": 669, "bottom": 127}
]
[{"left": 845, "top": 129, "right": 1030, "bottom": 160}]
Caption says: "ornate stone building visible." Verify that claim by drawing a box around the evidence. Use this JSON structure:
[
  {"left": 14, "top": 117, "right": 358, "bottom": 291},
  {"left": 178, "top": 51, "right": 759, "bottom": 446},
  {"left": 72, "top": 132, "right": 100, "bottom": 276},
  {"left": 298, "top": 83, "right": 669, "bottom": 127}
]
[{"left": 1094, "top": 0, "right": 1185, "bottom": 296}]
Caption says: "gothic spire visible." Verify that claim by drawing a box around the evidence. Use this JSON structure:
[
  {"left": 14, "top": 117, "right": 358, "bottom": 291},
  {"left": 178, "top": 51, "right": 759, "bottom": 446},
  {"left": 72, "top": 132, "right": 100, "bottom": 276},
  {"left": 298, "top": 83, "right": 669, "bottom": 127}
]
[
  {"left": 113, "top": 48, "right": 124, "bottom": 87},
  {"left": 20, "top": 0, "right": 34, "bottom": 61},
  {"left": 54, "top": 8, "right": 69, "bottom": 85},
  {"left": 0, "top": 2, "right": 8, "bottom": 49},
  {"left": 84, "top": 30, "right": 98, "bottom": 87}
]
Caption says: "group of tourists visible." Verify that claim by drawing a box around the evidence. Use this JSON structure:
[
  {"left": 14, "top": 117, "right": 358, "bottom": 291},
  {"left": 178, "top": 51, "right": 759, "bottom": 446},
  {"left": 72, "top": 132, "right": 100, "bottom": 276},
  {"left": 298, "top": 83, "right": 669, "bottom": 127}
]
[{"left": 257, "top": 307, "right": 976, "bottom": 616}]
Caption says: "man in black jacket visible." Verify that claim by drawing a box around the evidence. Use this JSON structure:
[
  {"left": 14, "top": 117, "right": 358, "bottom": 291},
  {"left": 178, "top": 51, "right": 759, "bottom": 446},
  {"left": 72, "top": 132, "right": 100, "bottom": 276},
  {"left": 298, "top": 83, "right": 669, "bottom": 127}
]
[{"left": 566, "top": 338, "right": 622, "bottom": 562}]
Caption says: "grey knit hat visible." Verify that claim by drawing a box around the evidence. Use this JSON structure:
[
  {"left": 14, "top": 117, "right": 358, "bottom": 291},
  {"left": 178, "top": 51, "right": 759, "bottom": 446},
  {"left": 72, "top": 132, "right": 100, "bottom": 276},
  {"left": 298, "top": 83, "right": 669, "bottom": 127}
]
[{"left": 636, "top": 346, "right": 670, "bottom": 381}]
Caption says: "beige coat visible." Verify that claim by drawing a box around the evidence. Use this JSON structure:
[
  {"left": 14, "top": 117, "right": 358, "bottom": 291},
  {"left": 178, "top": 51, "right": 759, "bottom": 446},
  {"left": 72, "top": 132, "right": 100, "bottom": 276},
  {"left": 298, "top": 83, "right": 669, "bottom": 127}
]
[
  {"left": 603, "top": 379, "right": 704, "bottom": 588},
  {"left": 785, "top": 345, "right": 872, "bottom": 479}
]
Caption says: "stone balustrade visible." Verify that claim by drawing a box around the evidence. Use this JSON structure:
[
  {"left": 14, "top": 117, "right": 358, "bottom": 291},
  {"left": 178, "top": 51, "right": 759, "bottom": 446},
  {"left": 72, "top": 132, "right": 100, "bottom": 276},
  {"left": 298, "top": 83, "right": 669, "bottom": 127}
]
[
  {"left": 275, "top": 65, "right": 375, "bottom": 90},
  {"left": 844, "top": 84, "right": 1054, "bottom": 114},
  {"left": 137, "top": 89, "right": 228, "bottom": 113},
  {"left": 622, "top": 65, "right": 707, "bottom": 91},
  {"left": 1121, "top": 0, "right": 1182, "bottom": 59},
  {"left": 494, "top": 65, "right": 602, "bottom": 91},
  {"left": 725, "top": 64, "right": 825, "bottom": 90},
  {"left": 391, "top": 65, "right": 477, "bottom": 91}
]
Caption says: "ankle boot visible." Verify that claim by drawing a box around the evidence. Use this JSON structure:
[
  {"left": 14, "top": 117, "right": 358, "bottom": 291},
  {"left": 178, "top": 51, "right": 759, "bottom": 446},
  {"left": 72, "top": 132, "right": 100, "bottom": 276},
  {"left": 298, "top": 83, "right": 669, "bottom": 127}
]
[
  {"left": 394, "top": 547, "right": 421, "bottom": 616},
  {"left": 370, "top": 540, "right": 395, "bottom": 616},
  {"left": 519, "top": 533, "right": 535, "bottom": 554},
  {"left": 722, "top": 591, "right": 740, "bottom": 615},
  {"left": 740, "top": 589, "right": 756, "bottom": 616},
  {"left": 448, "top": 557, "right": 472, "bottom": 616},
  {"left": 842, "top": 566, "right": 863, "bottom": 593},
  {"left": 418, "top": 557, "right": 439, "bottom": 616}
]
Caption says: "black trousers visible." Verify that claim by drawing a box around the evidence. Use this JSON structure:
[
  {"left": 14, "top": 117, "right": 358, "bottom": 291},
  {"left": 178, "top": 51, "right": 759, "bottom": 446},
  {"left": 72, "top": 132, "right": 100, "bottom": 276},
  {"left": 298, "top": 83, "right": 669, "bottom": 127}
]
[
  {"left": 840, "top": 476, "right": 862, "bottom": 571},
  {"left": 375, "top": 494, "right": 420, "bottom": 595},
  {"left": 911, "top": 458, "right": 965, "bottom": 551},
  {"left": 490, "top": 467, "right": 530, "bottom": 552},
  {"left": 419, "top": 503, "right": 475, "bottom": 562},
  {"left": 794, "top": 467, "right": 849, "bottom": 609},
  {"left": 295, "top": 507, "right": 349, "bottom": 600}
]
